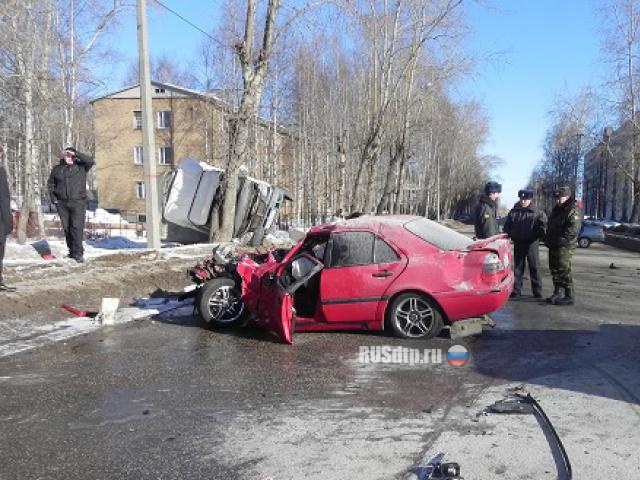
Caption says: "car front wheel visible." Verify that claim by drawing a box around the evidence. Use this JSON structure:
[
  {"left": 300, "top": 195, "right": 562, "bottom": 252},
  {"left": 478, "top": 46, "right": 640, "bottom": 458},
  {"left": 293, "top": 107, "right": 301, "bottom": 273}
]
[
  {"left": 578, "top": 237, "right": 591, "bottom": 248},
  {"left": 197, "top": 277, "right": 246, "bottom": 329},
  {"left": 387, "top": 293, "right": 444, "bottom": 339}
]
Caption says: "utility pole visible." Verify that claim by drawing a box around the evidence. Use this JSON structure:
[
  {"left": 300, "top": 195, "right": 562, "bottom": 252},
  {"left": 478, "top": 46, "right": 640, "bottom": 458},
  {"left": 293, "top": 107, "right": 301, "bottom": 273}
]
[
  {"left": 436, "top": 154, "right": 441, "bottom": 222},
  {"left": 137, "top": 0, "right": 161, "bottom": 249}
]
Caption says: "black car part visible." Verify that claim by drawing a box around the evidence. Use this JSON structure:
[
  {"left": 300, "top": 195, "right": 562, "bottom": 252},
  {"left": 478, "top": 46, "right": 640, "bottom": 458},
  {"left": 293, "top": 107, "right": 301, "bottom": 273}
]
[
  {"left": 410, "top": 452, "right": 462, "bottom": 479},
  {"left": 487, "top": 393, "right": 572, "bottom": 480}
]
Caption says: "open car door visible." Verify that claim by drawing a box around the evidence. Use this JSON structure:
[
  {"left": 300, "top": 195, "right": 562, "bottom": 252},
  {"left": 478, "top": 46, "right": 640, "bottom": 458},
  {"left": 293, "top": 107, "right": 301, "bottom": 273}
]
[{"left": 261, "top": 253, "right": 324, "bottom": 344}]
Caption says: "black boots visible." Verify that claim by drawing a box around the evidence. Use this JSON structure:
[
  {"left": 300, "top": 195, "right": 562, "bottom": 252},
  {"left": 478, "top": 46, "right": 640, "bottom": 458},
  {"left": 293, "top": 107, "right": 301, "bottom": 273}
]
[
  {"left": 554, "top": 287, "right": 574, "bottom": 306},
  {"left": 546, "top": 286, "right": 562, "bottom": 304}
]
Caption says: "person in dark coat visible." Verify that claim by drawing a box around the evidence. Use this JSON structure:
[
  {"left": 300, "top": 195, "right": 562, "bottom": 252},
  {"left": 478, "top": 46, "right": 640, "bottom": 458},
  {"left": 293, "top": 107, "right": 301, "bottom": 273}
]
[
  {"left": 503, "top": 189, "right": 546, "bottom": 298},
  {"left": 0, "top": 155, "right": 16, "bottom": 292},
  {"left": 544, "top": 185, "right": 581, "bottom": 306},
  {"left": 474, "top": 181, "right": 502, "bottom": 239},
  {"left": 47, "top": 146, "right": 95, "bottom": 263}
]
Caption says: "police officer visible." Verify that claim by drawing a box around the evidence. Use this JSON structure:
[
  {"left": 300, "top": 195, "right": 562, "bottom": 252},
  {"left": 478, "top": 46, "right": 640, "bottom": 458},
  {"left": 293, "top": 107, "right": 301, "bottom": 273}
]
[
  {"left": 545, "top": 185, "right": 581, "bottom": 306},
  {"left": 47, "top": 146, "right": 95, "bottom": 263},
  {"left": 503, "top": 189, "right": 546, "bottom": 298},
  {"left": 0, "top": 155, "right": 16, "bottom": 292},
  {"left": 474, "top": 181, "right": 501, "bottom": 239}
]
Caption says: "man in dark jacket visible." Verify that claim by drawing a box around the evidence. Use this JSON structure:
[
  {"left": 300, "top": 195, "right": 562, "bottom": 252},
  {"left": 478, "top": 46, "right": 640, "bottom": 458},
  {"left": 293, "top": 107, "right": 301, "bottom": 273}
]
[
  {"left": 503, "top": 189, "right": 546, "bottom": 298},
  {"left": 545, "top": 185, "right": 581, "bottom": 306},
  {"left": 0, "top": 154, "right": 16, "bottom": 292},
  {"left": 47, "top": 146, "right": 95, "bottom": 263},
  {"left": 474, "top": 181, "right": 502, "bottom": 239}
]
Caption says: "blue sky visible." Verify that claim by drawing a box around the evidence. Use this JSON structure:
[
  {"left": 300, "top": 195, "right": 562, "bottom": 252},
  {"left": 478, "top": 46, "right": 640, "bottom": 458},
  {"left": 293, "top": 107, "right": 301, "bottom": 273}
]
[
  {"left": 107, "top": 0, "right": 604, "bottom": 205},
  {"left": 459, "top": 0, "right": 603, "bottom": 204}
]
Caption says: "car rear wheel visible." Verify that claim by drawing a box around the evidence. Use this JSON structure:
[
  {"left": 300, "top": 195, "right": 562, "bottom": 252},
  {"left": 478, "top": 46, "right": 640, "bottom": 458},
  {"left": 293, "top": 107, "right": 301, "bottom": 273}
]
[
  {"left": 578, "top": 237, "right": 591, "bottom": 248},
  {"left": 387, "top": 293, "right": 444, "bottom": 339},
  {"left": 197, "top": 277, "right": 245, "bottom": 329}
]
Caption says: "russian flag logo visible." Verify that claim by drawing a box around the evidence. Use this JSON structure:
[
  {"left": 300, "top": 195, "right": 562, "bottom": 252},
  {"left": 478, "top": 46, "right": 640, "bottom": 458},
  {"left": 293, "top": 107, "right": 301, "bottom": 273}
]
[{"left": 447, "top": 345, "right": 469, "bottom": 367}]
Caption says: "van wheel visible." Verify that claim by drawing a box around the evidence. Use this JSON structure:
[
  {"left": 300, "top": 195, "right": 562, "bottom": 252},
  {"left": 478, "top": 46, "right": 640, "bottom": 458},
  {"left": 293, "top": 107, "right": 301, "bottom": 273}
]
[
  {"left": 197, "top": 278, "right": 245, "bottom": 329},
  {"left": 387, "top": 293, "right": 443, "bottom": 339},
  {"left": 578, "top": 237, "right": 591, "bottom": 248}
]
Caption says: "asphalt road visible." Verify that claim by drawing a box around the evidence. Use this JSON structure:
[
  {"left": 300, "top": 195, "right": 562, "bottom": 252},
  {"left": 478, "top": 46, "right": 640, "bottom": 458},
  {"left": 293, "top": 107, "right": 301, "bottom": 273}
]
[{"left": 1, "top": 242, "right": 639, "bottom": 480}]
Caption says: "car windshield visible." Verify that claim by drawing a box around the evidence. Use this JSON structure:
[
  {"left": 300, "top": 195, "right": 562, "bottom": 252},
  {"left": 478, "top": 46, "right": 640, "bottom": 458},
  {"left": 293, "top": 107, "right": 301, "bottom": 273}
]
[{"left": 404, "top": 218, "right": 473, "bottom": 251}]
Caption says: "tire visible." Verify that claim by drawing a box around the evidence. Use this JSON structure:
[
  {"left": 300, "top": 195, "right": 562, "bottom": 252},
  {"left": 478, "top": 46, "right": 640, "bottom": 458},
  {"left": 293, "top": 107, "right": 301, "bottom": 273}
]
[
  {"left": 387, "top": 292, "right": 444, "bottom": 339},
  {"left": 197, "top": 277, "right": 245, "bottom": 329},
  {"left": 578, "top": 237, "right": 591, "bottom": 248}
]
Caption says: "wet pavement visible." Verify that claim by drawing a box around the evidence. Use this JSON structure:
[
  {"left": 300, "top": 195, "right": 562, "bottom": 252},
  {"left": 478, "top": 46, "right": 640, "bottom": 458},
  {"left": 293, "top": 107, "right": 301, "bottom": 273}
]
[{"left": 1, "top": 243, "right": 639, "bottom": 479}]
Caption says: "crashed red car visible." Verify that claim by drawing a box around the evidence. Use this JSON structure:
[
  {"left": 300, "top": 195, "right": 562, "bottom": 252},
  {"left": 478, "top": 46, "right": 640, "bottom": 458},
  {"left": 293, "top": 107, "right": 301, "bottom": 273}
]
[{"left": 189, "top": 215, "right": 514, "bottom": 344}]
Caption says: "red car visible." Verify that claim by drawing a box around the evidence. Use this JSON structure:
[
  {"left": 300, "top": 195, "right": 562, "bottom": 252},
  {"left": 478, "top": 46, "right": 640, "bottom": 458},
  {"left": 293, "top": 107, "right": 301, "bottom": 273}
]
[{"left": 190, "top": 215, "right": 514, "bottom": 344}]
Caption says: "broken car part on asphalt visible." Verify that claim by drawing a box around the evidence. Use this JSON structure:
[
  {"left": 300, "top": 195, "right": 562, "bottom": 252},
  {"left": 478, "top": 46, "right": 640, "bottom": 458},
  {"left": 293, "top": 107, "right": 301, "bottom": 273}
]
[
  {"left": 406, "top": 452, "right": 463, "bottom": 480},
  {"left": 187, "top": 215, "right": 514, "bottom": 344},
  {"left": 486, "top": 393, "right": 572, "bottom": 480}
]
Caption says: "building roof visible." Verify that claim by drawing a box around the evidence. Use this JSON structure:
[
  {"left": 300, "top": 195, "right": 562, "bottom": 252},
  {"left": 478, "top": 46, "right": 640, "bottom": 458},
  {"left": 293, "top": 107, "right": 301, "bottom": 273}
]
[{"left": 90, "top": 81, "right": 230, "bottom": 109}]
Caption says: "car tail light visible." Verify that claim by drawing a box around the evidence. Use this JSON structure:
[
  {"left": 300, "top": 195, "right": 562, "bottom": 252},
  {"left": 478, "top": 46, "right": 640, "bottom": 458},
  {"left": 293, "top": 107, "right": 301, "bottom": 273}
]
[{"left": 482, "top": 253, "right": 504, "bottom": 281}]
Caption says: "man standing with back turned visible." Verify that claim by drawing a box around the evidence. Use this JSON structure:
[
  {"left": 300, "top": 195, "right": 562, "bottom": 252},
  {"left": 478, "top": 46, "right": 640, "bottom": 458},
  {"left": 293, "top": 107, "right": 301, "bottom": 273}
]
[
  {"left": 545, "top": 185, "right": 581, "bottom": 306},
  {"left": 503, "top": 189, "right": 546, "bottom": 298},
  {"left": 48, "top": 146, "right": 95, "bottom": 263}
]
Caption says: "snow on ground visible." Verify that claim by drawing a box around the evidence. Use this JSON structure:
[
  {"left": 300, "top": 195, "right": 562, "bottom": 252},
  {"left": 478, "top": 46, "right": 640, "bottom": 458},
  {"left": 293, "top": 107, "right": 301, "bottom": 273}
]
[
  {"left": 0, "top": 306, "right": 178, "bottom": 359},
  {"left": 3, "top": 238, "right": 222, "bottom": 268}
]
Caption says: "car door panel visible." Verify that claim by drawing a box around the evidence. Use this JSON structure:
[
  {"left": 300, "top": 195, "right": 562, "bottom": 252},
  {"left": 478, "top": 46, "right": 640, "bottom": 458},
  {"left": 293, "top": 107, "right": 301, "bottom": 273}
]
[{"left": 320, "top": 232, "right": 406, "bottom": 323}]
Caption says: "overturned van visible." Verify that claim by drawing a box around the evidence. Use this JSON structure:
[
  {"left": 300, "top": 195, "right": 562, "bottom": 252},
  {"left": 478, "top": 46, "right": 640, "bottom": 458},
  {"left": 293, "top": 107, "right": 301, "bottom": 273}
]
[{"left": 162, "top": 158, "right": 292, "bottom": 245}]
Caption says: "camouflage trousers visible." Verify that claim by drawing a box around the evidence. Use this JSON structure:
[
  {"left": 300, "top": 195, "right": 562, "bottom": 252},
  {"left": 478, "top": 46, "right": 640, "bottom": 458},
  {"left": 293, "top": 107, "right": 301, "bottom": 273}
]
[{"left": 548, "top": 246, "right": 574, "bottom": 289}]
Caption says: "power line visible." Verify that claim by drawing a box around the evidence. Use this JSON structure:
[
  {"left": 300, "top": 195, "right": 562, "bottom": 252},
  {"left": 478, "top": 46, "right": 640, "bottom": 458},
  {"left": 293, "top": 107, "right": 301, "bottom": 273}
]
[{"left": 153, "top": 0, "right": 232, "bottom": 51}]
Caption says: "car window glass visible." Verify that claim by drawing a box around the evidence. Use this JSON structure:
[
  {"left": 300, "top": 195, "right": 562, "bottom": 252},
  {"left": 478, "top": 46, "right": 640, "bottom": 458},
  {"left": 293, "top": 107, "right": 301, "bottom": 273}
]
[
  {"left": 374, "top": 236, "right": 399, "bottom": 263},
  {"left": 405, "top": 218, "right": 472, "bottom": 251},
  {"left": 329, "top": 232, "right": 374, "bottom": 267}
]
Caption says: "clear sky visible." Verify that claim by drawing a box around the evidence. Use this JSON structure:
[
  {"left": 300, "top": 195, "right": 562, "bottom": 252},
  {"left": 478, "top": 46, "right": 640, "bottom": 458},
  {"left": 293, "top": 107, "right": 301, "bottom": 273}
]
[
  {"left": 106, "top": 0, "right": 605, "bottom": 206},
  {"left": 459, "top": 0, "right": 603, "bottom": 205}
]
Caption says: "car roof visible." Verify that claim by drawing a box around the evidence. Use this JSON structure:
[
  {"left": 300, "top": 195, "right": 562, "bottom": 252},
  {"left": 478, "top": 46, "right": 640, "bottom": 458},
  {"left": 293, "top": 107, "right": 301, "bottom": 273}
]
[{"left": 308, "top": 215, "right": 417, "bottom": 235}]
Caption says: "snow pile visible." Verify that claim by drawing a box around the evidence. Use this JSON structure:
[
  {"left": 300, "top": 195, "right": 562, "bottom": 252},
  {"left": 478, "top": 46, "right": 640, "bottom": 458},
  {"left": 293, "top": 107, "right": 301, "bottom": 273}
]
[
  {"left": 86, "top": 208, "right": 130, "bottom": 225},
  {"left": 265, "top": 230, "right": 295, "bottom": 247},
  {"left": 87, "top": 236, "right": 146, "bottom": 250}
]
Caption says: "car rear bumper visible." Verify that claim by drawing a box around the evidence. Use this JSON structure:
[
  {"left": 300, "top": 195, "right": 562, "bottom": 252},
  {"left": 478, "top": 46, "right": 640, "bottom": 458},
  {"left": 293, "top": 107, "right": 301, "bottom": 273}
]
[{"left": 437, "top": 271, "right": 514, "bottom": 322}]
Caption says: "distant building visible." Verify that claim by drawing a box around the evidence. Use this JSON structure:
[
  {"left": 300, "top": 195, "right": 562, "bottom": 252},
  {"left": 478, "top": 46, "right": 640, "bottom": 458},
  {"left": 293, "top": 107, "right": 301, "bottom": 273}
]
[
  {"left": 91, "top": 81, "right": 295, "bottom": 222},
  {"left": 583, "top": 123, "right": 636, "bottom": 221}
]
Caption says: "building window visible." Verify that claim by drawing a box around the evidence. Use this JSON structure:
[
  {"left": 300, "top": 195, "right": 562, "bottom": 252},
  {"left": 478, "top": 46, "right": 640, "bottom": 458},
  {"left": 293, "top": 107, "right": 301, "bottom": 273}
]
[
  {"left": 135, "top": 181, "right": 146, "bottom": 199},
  {"left": 133, "top": 145, "right": 143, "bottom": 165},
  {"left": 154, "top": 88, "right": 165, "bottom": 94},
  {"left": 157, "top": 110, "right": 172, "bottom": 129},
  {"left": 133, "top": 110, "right": 142, "bottom": 129},
  {"left": 158, "top": 146, "right": 173, "bottom": 165}
]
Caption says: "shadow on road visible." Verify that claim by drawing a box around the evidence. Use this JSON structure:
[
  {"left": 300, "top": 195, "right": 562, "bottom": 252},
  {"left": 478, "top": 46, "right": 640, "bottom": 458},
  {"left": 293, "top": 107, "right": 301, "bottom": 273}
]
[{"left": 472, "top": 323, "right": 640, "bottom": 406}]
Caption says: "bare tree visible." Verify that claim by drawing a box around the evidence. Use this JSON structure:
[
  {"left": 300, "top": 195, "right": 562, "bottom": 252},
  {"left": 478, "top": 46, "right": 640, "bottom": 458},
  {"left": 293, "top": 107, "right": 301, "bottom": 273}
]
[
  {"left": 210, "top": 0, "right": 282, "bottom": 241},
  {"left": 600, "top": 0, "right": 640, "bottom": 221}
]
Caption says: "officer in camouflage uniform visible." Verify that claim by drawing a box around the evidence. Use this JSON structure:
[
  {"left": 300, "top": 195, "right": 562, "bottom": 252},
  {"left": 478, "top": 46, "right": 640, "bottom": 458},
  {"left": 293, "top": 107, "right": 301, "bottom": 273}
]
[
  {"left": 544, "top": 186, "right": 581, "bottom": 306},
  {"left": 474, "top": 181, "right": 502, "bottom": 239}
]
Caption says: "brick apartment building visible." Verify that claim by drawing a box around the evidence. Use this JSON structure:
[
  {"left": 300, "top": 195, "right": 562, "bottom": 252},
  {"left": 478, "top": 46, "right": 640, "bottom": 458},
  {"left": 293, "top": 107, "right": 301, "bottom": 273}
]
[{"left": 91, "top": 81, "right": 295, "bottom": 222}]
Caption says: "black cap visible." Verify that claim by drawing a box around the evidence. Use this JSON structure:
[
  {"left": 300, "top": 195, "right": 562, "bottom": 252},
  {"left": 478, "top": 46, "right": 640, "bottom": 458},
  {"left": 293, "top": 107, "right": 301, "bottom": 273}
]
[
  {"left": 553, "top": 186, "right": 572, "bottom": 198},
  {"left": 518, "top": 189, "right": 534, "bottom": 199},
  {"left": 485, "top": 181, "right": 502, "bottom": 194},
  {"left": 64, "top": 145, "right": 76, "bottom": 153}
]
